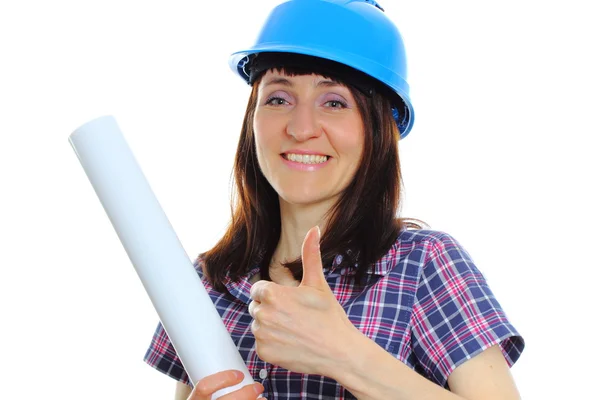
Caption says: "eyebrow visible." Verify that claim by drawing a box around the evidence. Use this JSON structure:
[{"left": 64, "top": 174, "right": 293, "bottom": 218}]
[{"left": 262, "top": 76, "right": 345, "bottom": 89}]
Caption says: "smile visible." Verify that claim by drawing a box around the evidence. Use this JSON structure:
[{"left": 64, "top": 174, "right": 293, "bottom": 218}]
[{"left": 282, "top": 153, "right": 329, "bottom": 164}]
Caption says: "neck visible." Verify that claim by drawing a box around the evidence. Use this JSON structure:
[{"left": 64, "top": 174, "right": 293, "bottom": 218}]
[{"left": 272, "top": 198, "right": 333, "bottom": 266}]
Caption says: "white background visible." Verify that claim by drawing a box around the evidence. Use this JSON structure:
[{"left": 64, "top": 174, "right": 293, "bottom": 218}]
[{"left": 1, "top": 0, "right": 598, "bottom": 398}]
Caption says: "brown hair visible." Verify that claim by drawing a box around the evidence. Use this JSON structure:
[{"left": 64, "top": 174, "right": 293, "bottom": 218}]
[{"left": 201, "top": 68, "right": 424, "bottom": 292}]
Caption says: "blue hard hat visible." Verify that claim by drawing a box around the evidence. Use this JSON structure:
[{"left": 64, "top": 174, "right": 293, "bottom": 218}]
[{"left": 229, "top": 0, "right": 415, "bottom": 139}]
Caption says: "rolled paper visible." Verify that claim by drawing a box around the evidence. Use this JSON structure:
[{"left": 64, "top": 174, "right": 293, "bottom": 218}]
[{"left": 69, "top": 116, "right": 254, "bottom": 399}]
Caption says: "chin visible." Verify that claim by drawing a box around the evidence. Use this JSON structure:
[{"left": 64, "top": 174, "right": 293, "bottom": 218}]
[
  {"left": 280, "top": 196, "right": 323, "bottom": 207},
  {"left": 276, "top": 186, "right": 336, "bottom": 207}
]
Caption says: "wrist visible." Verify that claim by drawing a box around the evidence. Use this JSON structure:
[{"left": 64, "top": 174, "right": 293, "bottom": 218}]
[
  {"left": 324, "top": 330, "right": 465, "bottom": 400},
  {"left": 325, "top": 326, "right": 385, "bottom": 396}
]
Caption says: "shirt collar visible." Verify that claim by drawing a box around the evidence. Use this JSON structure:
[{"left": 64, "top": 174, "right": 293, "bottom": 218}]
[
  {"left": 329, "top": 251, "right": 393, "bottom": 277},
  {"left": 223, "top": 249, "right": 395, "bottom": 303},
  {"left": 223, "top": 266, "right": 259, "bottom": 305}
]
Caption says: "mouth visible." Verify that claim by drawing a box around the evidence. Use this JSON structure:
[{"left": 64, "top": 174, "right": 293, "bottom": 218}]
[{"left": 280, "top": 153, "right": 331, "bottom": 165}]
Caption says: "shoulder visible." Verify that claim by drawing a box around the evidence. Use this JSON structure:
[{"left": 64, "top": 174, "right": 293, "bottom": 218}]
[
  {"left": 192, "top": 255, "right": 218, "bottom": 291},
  {"left": 400, "top": 230, "right": 525, "bottom": 387},
  {"left": 193, "top": 255, "right": 206, "bottom": 276},
  {"left": 396, "top": 228, "right": 467, "bottom": 249},
  {"left": 375, "top": 229, "right": 473, "bottom": 275},
  {"left": 388, "top": 229, "right": 468, "bottom": 254}
]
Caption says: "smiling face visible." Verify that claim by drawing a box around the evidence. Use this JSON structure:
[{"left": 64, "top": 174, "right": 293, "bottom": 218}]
[{"left": 253, "top": 69, "right": 365, "bottom": 210}]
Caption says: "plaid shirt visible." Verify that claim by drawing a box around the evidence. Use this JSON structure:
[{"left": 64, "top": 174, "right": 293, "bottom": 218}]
[{"left": 144, "top": 229, "right": 524, "bottom": 399}]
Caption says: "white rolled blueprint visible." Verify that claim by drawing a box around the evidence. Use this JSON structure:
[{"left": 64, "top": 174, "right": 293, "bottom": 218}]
[{"left": 69, "top": 116, "right": 254, "bottom": 399}]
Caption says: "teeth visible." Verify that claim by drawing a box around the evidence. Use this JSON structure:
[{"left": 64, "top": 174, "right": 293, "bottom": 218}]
[{"left": 285, "top": 153, "right": 328, "bottom": 164}]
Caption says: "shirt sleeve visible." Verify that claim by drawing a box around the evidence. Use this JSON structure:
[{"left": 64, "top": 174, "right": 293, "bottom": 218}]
[
  {"left": 410, "top": 232, "right": 525, "bottom": 387},
  {"left": 143, "top": 321, "right": 191, "bottom": 386}
]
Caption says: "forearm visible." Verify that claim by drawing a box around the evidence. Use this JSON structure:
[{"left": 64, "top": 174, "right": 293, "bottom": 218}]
[{"left": 329, "top": 329, "right": 465, "bottom": 400}]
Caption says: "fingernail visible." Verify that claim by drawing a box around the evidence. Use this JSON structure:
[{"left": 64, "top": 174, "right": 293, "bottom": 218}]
[
  {"left": 231, "top": 370, "right": 242, "bottom": 380},
  {"left": 255, "top": 383, "right": 264, "bottom": 394},
  {"left": 316, "top": 225, "right": 321, "bottom": 238}
]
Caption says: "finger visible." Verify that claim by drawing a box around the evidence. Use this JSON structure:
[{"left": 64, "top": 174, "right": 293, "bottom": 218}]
[
  {"left": 191, "top": 370, "right": 245, "bottom": 399},
  {"left": 216, "top": 382, "right": 264, "bottom": 400},
  {"left": 250, "top": 280, "right": 276, "bottom": 303},
  {"left": 299, "top": 226, "right": 328, "bottom": 289},
  {"left": 251, "top": 318, "right": 260, "bottom": 335},
  {"left": 249, "top": 280, "right": 265, "bottom": 301},
  {"left": 248, "top": 300, "right": 260, "bottom": 319}
]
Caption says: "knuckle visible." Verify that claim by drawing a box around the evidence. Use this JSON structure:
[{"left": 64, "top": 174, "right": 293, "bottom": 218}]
[
  {"left": 193, "top": 381, "right": 211, "bottom": 397},
  {"left": 262, "top": 283, "right": 278, "bottom": 302},
  {"left": 250, "top": 301, "right": 263, "bottom": 319},
  {"left": 249, "top": 282, "right": 261, "bottom": 300},
  {"left": 251, "top": 319, "right": 260, "bottom": 334},
  {"left": 255, "top": 342, "right": 268, "bottom": 361},
  {"left": 252, "top": 318, "right": 276, "bottom": 342},
  {"left": 251, "top": 319, "right": 268, "bottom": 341},
  {"left": 235, "top": 384, "right": 260, "bottom": 399},
  {"left": 256, "top": 308, "right": 273, "bottom": 326}
]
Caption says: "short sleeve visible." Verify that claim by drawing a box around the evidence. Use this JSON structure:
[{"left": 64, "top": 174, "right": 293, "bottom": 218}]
[
  {"left": 410, "top": 232, "right": 524, "bottom": 387},
  {"left": 143, "top": 322, "right": 191, "bottom": 386}
]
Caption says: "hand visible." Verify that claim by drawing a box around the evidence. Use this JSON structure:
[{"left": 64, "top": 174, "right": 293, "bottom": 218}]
[
  {"left": 188, "top": 370, "right": 263, "bottom": 400},
  {"left": 249, "top": 226, "right": 359, "bottom": 376}
]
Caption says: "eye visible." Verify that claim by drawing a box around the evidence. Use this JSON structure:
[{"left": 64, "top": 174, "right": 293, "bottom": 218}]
[
  {"left": 265, "top": 96, "right": 290, "bottom": 106},
  {"left": 324, "top": 99, "right": 348, "bottom": 109}
]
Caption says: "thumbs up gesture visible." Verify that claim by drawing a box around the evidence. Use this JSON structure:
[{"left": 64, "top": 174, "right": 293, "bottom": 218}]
[
  {"left": 249, "top": 226, "right": 360, "bottom": 376},
  {"left": 298, "top": 226, "right": 330, "bottom": 289}
]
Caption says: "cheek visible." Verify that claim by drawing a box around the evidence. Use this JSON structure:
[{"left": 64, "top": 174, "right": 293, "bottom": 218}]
[
  {"left": 253, "top": 112, "right": 278, "bottom": 150},
  {"left": 254, "top": 135, "right": 270, "bottom": 174},
  {"left": 334, "top": 122, "right": 364, "bottom": 161},
  {"left": 252, "top": 115, "right": 268, "bottom": 157},
  {"left": 253, "top": 114, "right": 280, "bottom": 175},
  {"left": 350, "top": 120, "right": 365, "bottom": 160},
  {"left": 352, "top": 130, "right": 365, "bottom": 155}
]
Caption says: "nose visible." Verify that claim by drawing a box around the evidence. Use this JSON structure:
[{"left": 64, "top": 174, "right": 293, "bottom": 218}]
[{"left": 286, "top": 102, "right": 321, "bottom": 141}]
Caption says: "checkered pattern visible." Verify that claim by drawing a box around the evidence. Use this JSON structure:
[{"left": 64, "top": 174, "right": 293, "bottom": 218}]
[{"left": 144, "top": 229, "right": 524, "bottom": 398}]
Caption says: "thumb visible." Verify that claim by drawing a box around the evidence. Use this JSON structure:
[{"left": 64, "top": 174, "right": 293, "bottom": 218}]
[{"left": 300, "top": 226, "right": 328, "bottom": 289}]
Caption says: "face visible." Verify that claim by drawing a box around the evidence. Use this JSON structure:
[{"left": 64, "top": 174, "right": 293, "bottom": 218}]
[{"left": 253, "top": 69, "right": 364, "bottom": 209}]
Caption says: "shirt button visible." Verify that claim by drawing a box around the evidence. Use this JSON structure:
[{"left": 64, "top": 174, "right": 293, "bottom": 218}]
[{"left": 259, "top": 368, "right": 268, "bottom": 379}]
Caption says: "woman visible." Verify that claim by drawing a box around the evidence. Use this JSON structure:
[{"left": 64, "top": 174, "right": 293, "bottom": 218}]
[{"left": 144, "top": 1, "right": 524, "bottom": 399}]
